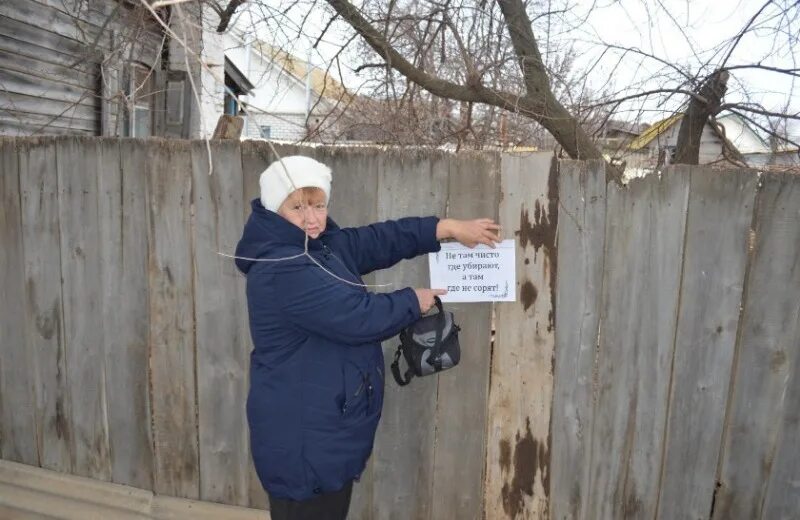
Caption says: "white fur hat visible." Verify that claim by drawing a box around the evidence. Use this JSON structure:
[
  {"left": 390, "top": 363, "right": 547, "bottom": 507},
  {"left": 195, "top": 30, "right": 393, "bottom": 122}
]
[{"left": 259, "top": 155, "right": 332, "bottom": 212}]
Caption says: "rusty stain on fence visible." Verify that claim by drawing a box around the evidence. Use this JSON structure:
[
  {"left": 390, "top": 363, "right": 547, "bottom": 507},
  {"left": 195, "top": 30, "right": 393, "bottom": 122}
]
[
  {"left": 770, "top": 350, "right": 786, "bottom": 371},
  {"left": 515, "top": 158, "right": 559, "bottom": 332},
  {"left": 546, "top": 158, "right": 559, "bottom": 333},
  {"left": 499, "top": 417, "right": 550, "bottom": 519},
  {"left": 520, "top": 280, "right": 538, "bottom": 311},
  {"left": 54, "top": 397, "right": 70, "bottom": 444},
  {"left": 4, "top": 139, "right": 799, "bottom": 519}
]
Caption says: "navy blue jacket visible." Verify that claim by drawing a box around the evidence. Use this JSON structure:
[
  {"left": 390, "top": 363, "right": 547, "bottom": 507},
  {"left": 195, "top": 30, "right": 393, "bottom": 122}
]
[{"left": 235, "top": 199, "right": 441, "bottom": 500}]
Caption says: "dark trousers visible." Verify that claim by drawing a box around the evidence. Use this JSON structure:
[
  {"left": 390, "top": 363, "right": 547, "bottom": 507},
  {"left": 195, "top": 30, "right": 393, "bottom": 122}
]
[{"left": 268, "top": 482, "right": 353, "bottom": 520}]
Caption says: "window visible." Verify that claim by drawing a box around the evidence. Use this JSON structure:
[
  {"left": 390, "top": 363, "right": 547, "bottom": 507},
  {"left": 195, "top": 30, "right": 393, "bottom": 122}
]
[
  {"left": 125, "top": 63, "right": 154, "bottom": 137},
  {"left": 164, "top": 70, "right": 191, "bottom": 139},
  {"left": 259, "top": 125, "right": 271, "bottom": 139},
  {"left": 166, "top": 79, "right": 184, "bottom": 126},
  {"left": 223, "top": 57, "right": 254, "bottom": 117},
  {"left": 224, "top": 92, "right": 239, "bottom": 116}
]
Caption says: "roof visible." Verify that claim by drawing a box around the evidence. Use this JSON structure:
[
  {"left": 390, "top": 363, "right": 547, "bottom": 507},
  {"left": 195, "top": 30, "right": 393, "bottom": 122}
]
[
  {"left": 628, "top": 112, "right": 774, "bottom": 155},
  {"left": 224, "top": 56, "right": 255, "bottom": 94},
  {"left": 628, "top": 114, "right": 682, "bottom": 150},
  {"left": 252, "top": 42, "right": 351, "bottom": 104},
  {"left": 603, "top": 119, "right": 647, "bottom": 136}
]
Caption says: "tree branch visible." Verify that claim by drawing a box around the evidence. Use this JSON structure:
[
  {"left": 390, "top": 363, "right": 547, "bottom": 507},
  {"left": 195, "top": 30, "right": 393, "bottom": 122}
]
[
  {"left": 217, "top": 0, "right": 247, "bottom": 32},
  {"left": 313, "top": 13, "right": 340, "bottom": 48},
  {"left": 709, "top": 114, "right": 749, "bottom": 167},
  {"left": 726, "top": 107, "right": 800, "bottom": 151},
  {"left": 354, "top": 62, "right": 390, "bottom": 74},
  {"left": 719, "top": 103, "right": 800, "bottom": 121},
  {"left": 674, "top": 70, "right": 730, "bottom": 165},
  {"left": 582, "top": 89, "right": 709, "bottom": 110},
  {"left": 328, "top": 0, "right": 609, "bottom": 164},
  {"left": 721, "top": 64, "right": 800, "bottom": 78},
  {"left": 325, "top": 0, "right": 493, "bottom": 104},
  {"left": 719, "top": 0, "right": 774, "bottom": 69},
  {"left": 494, "top": 0, "right": 606, "bottom": 162},
  {"left": 495, "top": 0, "right": 548, "bottom": 95}
]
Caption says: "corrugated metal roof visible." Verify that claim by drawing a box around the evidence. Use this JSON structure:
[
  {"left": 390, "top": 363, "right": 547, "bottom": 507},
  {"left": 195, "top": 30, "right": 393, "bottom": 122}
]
[
  {"left": 628, "top": 114, "right": 682, "bottom": 150},
  {"left": 253, "top": 41, "right": 351, "bottom": 103}
]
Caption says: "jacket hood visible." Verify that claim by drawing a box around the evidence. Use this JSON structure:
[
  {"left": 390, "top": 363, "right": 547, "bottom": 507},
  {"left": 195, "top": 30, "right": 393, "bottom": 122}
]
[{"left": 235, "top": 198, "right": 340, "bottom": 275}]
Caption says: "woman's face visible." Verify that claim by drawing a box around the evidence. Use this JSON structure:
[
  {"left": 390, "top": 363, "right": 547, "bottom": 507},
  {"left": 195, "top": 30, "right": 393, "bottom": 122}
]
[{"left": 277, "top": 187, "right": 328, "bottom": 239}]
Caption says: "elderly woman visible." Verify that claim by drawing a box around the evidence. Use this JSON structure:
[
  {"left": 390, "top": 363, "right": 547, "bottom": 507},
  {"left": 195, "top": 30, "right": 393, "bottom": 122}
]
[{"left": 235, "top": 155, "right": 500, "bottom": 520}]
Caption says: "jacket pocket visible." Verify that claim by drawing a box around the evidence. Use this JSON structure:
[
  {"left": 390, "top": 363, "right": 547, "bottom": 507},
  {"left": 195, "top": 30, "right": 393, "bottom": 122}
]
[
  {"left": 342, "top": 362, "right": 371, "bottom": 418},
  {"left": 373, "top": 364, "right": 385, "bottom": 414}
]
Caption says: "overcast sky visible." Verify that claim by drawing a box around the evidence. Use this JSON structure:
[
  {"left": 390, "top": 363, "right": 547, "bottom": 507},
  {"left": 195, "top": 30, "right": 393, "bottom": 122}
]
[
  {"left": 568, "top": 0, "right": 798, "bottom": 127},
  {"left": 237, "top": 0, "right": 798, "bottom": 132}
]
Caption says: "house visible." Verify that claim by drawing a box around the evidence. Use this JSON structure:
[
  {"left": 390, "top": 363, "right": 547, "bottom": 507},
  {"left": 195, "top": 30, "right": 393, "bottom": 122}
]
[
  {"left": 0, "top": 0, "right": 229, "bottom": 139},
  {"left": 596, "top": 119, "right": 649, "bottom": 159},
  {"left": 601, "top": 120, "right": 648, "bottom": 141},
  {"left": 223, "top": 32, "right": 351, "bottom": 141},
  {"left": 627, "top": 112, "right": 797, "bottom": 167}
]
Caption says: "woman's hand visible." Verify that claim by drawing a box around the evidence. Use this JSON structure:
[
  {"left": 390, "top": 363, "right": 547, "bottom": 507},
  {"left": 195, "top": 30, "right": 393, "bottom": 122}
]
[
  {"left": 436, "top": 218, "right": 502, "bottom": 248},
  {"left": 414, "top": 288, "right": 448, "bottom": 313}
]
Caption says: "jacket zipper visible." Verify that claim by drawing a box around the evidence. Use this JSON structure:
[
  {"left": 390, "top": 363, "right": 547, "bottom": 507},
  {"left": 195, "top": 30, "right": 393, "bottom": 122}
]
[
  {"left": 343, "top": 371, "right": 375, "bottom": 418},
  {"left": 322, "top": 245, "right": 362, "bottom": 286}
]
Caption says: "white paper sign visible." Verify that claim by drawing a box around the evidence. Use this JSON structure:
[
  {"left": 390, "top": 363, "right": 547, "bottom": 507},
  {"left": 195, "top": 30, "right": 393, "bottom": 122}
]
[{"left": 428, "top": 240, "right": 516, "bottom": 302}]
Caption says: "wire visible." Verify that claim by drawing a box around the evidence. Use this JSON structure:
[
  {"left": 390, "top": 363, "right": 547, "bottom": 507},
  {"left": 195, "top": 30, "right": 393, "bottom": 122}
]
[
  {"left": 139, "top": 1, "right": 393, "bottom": 290},
  {"left": 215, "top": 251, "right": 306, "bottom": 262},
  {"left": 215, "top": 250, "right": 393, "bottom": 288}
]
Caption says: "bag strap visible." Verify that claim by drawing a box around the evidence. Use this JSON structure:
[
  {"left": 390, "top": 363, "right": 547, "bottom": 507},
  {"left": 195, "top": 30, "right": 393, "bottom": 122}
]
[
  {"left": 391, "top": 347, "right": 414, "bottom": 386},
  {"left": 430, "top": 296, "right": 446, "bottom": 371}
]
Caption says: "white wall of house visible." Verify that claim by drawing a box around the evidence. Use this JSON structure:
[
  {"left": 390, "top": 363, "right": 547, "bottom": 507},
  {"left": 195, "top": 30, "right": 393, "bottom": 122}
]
[
  {"left": 647, "top": 122, "right": 725, "bottom": 164},
  {"left": 224, "top": 33, "right": 335, "bottom": 141},
  {"left": 746, "top": 151, "right": 800, "bottom": 166},
  {"left": 226, "top": 45, "right": 309, "bottom": 114},
  {"left": 634, "top": 114, "right": 774, "bottom": 167},
  {"left": 171, "top": 5, "right": 225, "bottom": 138},
  {"left": 716, "top": 115, "right": 770, "bottom": 154},
  {"left": 243, "top": 113, "right": 309, "bottom": 141}
]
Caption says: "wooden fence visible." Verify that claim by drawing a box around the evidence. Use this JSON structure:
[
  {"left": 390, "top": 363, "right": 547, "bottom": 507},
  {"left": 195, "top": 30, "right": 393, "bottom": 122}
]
[
  {"left": 553, "top": 161, "right": 800, "bottom": 520},
  {"left": 0, "top": 137, "right": 798, "bottom": 520}
]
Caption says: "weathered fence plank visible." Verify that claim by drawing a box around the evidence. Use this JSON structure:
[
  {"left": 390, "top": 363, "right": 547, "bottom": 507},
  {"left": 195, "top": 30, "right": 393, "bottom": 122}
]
[
  {"left": 372, "top": 152, "right": 449, "bottom": 520},
  {"left": 145, "top": 141, "right": 199, "bottom": 499},
  {"left": 98, "top": 139, "right": 154, "bottom": 489},
  {"left": 713, "top": 171, "right": 800, "bottom": 520},
  {"left": 56, "top": 137, "right": 111, "bottom": 481},
  {"left": 761, "top": 312, "right": 800, "bottom": 520},
  {"left": 240, "top": 141, "right": 267, "bottom": 221},
  {"left": 485, "top": 152, "right": 556, "bottom": 520},
  {"left": 588, "top": 169, "right": 690, "bottom": 520},
  {"left": 4, "top": 138, "right": 800, "bottom": 519},
  {"left": 550, "top": 159, "right": 607, "bottom": 520},
  {"left": 18, "top": 138, "right": 72, "bottom": 473},
  {"left": 656, "top": 168, "right": 757, "bottom": 518},
  {"left": 191, "top": 141, "right": 250, "bottom": 506},
  {"left": 323, "top": 148, "right": 380, "bottom": 229},
  {"left": 238, "top": 141, "right": 271, "bottom": 510},
  {"left": 319, "top": 148, "right": 382, "bottom": 520},
  {"left": 0, "top": 138, "right": 38, "bottom": 466},
  {"left": 429, "top": 152, "right": 499, "bottom": 520}
]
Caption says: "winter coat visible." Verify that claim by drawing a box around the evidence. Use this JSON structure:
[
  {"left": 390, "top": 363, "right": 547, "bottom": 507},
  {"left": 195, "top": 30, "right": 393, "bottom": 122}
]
[{"left": 235, "top": 199, "right": 441, "bottom": 500}]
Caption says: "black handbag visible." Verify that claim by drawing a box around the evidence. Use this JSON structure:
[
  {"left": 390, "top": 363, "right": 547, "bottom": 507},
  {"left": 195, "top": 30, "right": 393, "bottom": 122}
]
[{"left": 391, "top": 297, "right": 461, "bottom": 386}]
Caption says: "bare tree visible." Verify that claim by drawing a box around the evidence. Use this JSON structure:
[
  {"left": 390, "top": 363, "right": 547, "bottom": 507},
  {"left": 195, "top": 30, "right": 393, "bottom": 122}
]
[
  {"left": 9, "top": 0, "right": 797, "bottom": 170},
  {"left": 219, "top": 0, "right": 799, "bottom": 171}
]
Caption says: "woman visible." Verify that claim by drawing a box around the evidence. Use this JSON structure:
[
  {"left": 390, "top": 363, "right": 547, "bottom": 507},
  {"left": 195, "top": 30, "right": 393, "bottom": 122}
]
[{"left": 235, "top": 155, "right": 500, "bottom": 520}]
